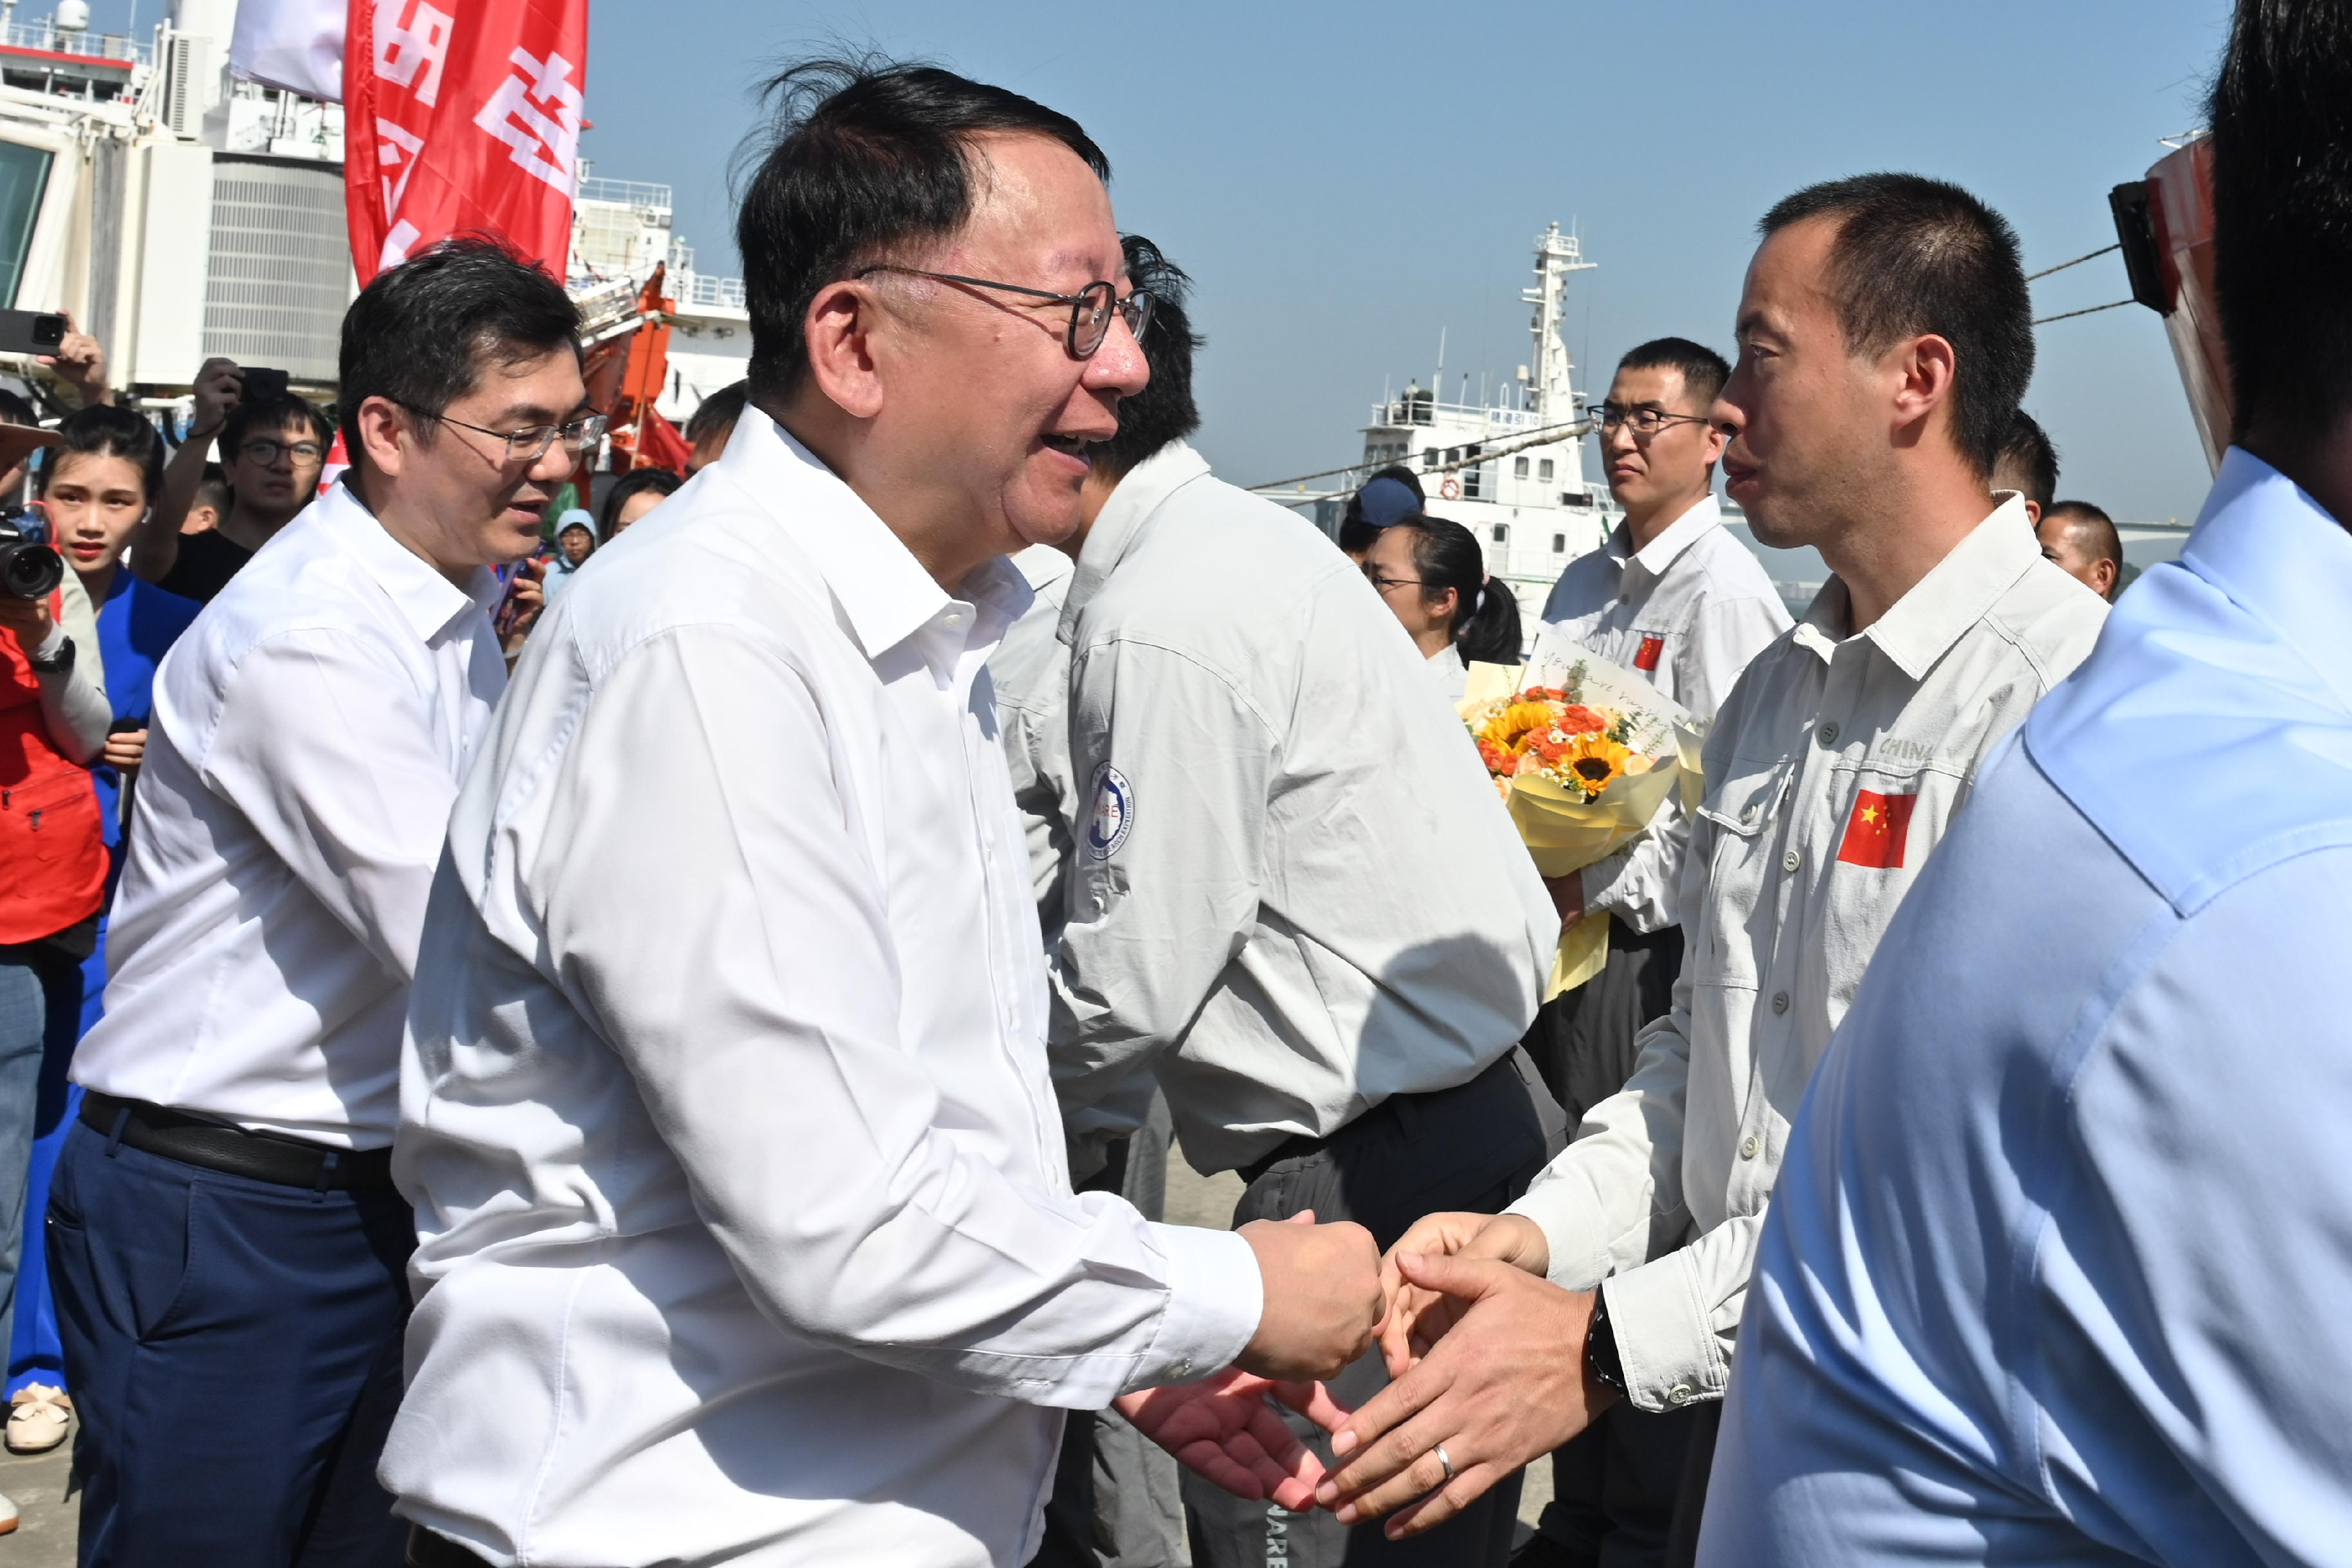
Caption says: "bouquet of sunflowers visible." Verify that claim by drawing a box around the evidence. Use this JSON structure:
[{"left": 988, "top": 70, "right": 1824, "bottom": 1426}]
[{"left": 1461, "top": 635, "right": 1693, "bottom": 999}]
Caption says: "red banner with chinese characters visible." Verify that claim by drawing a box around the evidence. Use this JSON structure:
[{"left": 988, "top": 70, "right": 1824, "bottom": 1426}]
[{"left": 343, "top": 0, "right": 586, "bottom": 286}]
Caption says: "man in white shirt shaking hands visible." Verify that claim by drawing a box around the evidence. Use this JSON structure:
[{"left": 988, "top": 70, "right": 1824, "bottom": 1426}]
[{"left": 386, "top": 60, "right": 1381, "bottom": 1568}]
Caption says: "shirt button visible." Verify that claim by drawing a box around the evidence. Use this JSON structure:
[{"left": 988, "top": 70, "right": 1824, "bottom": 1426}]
[
  {"left": 1781, "top": 848, "right": 1801, "bottom": 873},
  {"left": 1818, "top": 721, "right": 1839, "bottom": 745},
  {"left": 1668, "top": 1384, "right": 1693, "bottom": 1406},
  {"left": 1740, "top": 1135, "right": 1760, "bottom": 1159},
  {"left": 1742, "top": 804, "right": 1758, "bottom": 823},
  {"left": 1771, "top": 991, "right": 1789, "bottom": 1015}
]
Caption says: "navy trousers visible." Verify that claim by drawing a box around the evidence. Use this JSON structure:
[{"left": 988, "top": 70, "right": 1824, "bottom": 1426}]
[{"left": 46, "top": 1118, "right": 415, "bottom": 1567}]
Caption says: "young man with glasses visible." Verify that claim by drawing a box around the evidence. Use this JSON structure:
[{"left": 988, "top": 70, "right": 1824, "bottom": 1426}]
[
  {"left": 385, "top": 61, "right": 1383, "bottom": 1568},
  {"left": 53, "top": 236, "right": 588, "bottom": 1566},
  {"left": 1514, "top": 339, "right": 1790, "bottom": 1567},
  {"left": 132, "top": 364, "right": 335, "bottom": 603}
]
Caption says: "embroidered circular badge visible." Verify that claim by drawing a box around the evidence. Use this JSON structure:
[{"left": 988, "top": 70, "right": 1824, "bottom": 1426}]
[{"left": 1085, "top": 763, "right": 1135, "bottom": 861}]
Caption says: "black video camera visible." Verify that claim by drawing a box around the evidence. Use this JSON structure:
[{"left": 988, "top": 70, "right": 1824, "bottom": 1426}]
[{"left": 0, "top": 504, "right": 62, "bottom": 601}]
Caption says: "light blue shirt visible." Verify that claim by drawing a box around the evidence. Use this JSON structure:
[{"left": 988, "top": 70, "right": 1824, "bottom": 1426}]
[{"left": 1703, "top": 449, "right": 2352, "bottom": 1567}]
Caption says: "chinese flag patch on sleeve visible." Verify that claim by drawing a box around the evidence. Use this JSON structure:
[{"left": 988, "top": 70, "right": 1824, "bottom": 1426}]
[
  {"left": 1836, "top": 788, "right": 1918, "bottom": 868},
  {"left": 1634, "top": 635, "right": 1665, "bottom": 672}
]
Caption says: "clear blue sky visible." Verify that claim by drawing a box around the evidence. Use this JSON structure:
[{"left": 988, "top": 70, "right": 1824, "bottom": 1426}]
[{"left": 273, "top": 0, "right": 2227, "bottom": 523}]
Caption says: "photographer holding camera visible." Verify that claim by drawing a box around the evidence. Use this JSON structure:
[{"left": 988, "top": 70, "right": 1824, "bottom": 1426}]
[
  {"left": 131, "top": 359, "right": 332, "bottom": 603},
  {"left": 0, "top": 413, "right": 107, "bottom": 1539}
]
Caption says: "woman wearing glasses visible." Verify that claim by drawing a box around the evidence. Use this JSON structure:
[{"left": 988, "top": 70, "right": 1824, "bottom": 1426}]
[
  {"left": 1364, "top": 512, "right": 1524, "bottom": 701},
  {"left": 130, "top": 359, "right": 334, "bottom": 604}
]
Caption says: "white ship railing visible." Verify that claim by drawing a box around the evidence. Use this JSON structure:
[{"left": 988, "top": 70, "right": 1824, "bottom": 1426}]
[
  {"left": 1367, "top": 397, "right": 1554, "bottom": 432},
  {"left": 679, "top": 273, "right": 746, "bottom": 310},
  {"left": 576, "top": 176, "right": 672, "bottom": 215},
  {"left": 0, "top": 19, "right": 148, "bottom": 65}
]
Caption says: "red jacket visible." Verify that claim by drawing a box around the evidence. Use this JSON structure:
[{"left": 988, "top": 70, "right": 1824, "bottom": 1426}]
[{"left": 0, "top": 591, "right": 105, "bottom": 945}]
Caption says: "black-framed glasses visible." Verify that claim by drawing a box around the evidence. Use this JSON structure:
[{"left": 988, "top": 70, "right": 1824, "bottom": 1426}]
[
  {"left": 857, "top": 265, "right": 1154, "bottom": 358},
  {"left": 1362, "top": 566, "right": 1426, "bottom": 594},
  {"left": 238, "top": 439, "right": 325, "bottom": 466},
  {"left": 1593, "top": 403, "right": 1712, "bottom": 439},
  {"left": 408, "top": 405, "right": 609, "bottom": 464}
]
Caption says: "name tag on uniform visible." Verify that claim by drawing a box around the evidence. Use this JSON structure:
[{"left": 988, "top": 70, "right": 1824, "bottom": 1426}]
[
  {"left": 1635, "top": 635, "right": 1665, "bottom": 673},
  {"left": 1085, "top": 763, "right": 1135, "bottom": 860}
]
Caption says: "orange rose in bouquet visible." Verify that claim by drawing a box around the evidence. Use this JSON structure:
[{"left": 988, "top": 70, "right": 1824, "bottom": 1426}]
[{"left": 1459, "top": 640, "right": 1694, "bottom": 998}]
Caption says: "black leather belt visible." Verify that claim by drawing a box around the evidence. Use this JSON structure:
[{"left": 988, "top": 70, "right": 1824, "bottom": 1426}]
[{"left": 79, "top": 1090, "right": 396, "bottom": 1192}]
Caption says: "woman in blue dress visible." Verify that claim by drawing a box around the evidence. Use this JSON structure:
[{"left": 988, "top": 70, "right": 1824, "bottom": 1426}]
[{"left": 5, "top": 407, "right": 197, "bottom": 1452}]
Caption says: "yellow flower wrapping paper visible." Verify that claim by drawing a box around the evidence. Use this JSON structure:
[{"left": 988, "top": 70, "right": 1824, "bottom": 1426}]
[{"left": 1462, "top": 647, "right": 1698, "bottom": 999}]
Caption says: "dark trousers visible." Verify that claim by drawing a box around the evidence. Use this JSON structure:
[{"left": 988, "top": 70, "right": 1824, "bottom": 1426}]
[
  {"left": 47, "top": 1118, "right": 415, "bottom": 1567},
  {"left": 1185, "top": 1048, "right": 1569, "bottom": 1568},
  {"left": 1519, "top": 920, "right": 1691, "bottom": 1568}
]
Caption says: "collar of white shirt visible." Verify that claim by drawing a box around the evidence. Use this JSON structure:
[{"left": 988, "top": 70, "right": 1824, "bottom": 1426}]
[
  {"left": 734, "top": 410, "right": 1033, "bottom": 676},
  {"left": 1793, "top": 493, "right": 2040, "bottom": 679},
  {"left": 1057, "top": 439, "right": 1212, "bottom": 646},
  {"left": 1608, "top": 493, "right": 1723, "bottom": 585},
  {"left": 319, "top": 477, "right": 506, "bottom": 637}
]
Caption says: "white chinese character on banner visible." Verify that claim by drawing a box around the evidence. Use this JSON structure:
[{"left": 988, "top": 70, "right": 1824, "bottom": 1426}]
[
  {"left": 373, "top": 0, "right": 453, "bottom": 107},
  {"left": 472, "top": 47, "right": 582, "bottom": 195},
  {"left": 375, "top": 116, "right": 425, "bottom": 220}
]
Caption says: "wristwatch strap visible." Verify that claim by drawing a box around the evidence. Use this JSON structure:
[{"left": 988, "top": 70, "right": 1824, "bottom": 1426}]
[
  {"left": 26, "top": 633, "right": 74, "bottom": 675},
  {"left": 1586, "top": 1282, "right": 1627, "bottom": 1394}
]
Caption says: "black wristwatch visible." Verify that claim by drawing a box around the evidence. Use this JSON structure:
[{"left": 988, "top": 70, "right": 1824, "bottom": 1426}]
[
  {"left": 26, "top": 636, "right": 75, "bottom": 676},
  {"left": 1585, "top": 1285, "right": 1627, "bottom": 1394}
]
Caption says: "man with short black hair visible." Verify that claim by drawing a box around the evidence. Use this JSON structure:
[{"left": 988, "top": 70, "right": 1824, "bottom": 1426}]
[
  {"left": 683, "top": 376, "right": 749, "bottom": 474},
  {"left": 387, "top": 62, "right": 1381, "bottom": 1568},
  {"left": 994, "top": 233, "right": 1202, "bottom": 1568},
  {"left": 1705, "top": 4, "right": 2352, "bottom": 1558},
  {"left": 135, "top": 366, "right": 337, "bottom": 601},
  {"left": 1044, "top": 223, "right": 1565, "bottom": 1568},
  {"left": 1992, "top": 407, "right": 2058, "bottom": 524},
  {"left": 1516, "top": 334, "right": 1788, "bottom": 1568},
  {"left": 2036, "top": 497, "right": 2123, "bottom": 600},
  {"left": 1323, "top": 173, "right": 2107, "bottom": 1566},
  {"left": 54, "top": 237, "right": 586, "bottom": 1566}
]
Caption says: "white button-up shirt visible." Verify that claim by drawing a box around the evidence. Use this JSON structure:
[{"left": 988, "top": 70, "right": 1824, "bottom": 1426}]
[
  {"left": 1509, "top": 497, "right": 2106, "bottom": 1412},
  {"left": 385, "top": 412, "right": 1262, "bottom": 1568},
  {"left": 1541, "top": 494, "right": 1791, "bottom": 931},
  {"left": 1050, "top": 442, "right": 1559, "bottom": 1175},
  {"left": 994, "top": 544, "right": 1080, "bottom": 944},
  {"left": 72, "top": 480, "right": 505, "bottom": 1148}
]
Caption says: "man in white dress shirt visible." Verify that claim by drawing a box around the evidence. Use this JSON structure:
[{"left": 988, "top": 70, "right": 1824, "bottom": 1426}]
[
  {"left": 1319, "top": 175, "right": 2107, "bottom": 1566},
  {"left": 385, "top": 62, "right": 1381, "bottom": 1568},
  {"left": 1519, "top": 338, "right": 1789, "bottom": 1567},
  {"left": 53, "top": 239, "right": 589, "bottom": 1566}
]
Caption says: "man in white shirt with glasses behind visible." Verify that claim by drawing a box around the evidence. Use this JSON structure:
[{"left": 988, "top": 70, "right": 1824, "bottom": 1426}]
[{"left": 55, "top": 238, "right": 591, "bottom": 1567}]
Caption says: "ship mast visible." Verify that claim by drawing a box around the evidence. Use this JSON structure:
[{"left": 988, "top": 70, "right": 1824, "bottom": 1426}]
[{"left": 1524, "top": 222, "right": 1594, "bottom": 420}]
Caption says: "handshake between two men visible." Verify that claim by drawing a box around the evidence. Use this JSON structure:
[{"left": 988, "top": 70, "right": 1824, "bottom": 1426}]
[{"left": 1117, "top": 1208, "right": 1609, "bottom": 1541}]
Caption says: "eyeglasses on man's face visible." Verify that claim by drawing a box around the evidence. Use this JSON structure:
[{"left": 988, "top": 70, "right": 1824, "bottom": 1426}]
[
  {"left": 1592, "top": 403, "right": 1713, "bottom": 439},
  {"left": 238, "top": 439, "right": 325, "bottom": 467},
  {"left": 407, "top": 405, "right": 609, "bottom": 466},
  {"left": 856, "top": 265, "right": 1154, "bottom": 359}
]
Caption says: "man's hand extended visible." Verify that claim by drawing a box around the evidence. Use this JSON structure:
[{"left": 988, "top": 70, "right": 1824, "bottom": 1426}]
[
  {"left": 1317, "top": 1251, "right": 1615, "bottom": 1540},
  {"left": 1116, "top": 1370, "right": 1349, "bottom": 1510},
  {"left": 1375, "top": 1211, "right": 1550, "bottom": 1376},
  {"left": 1233, "top": 1212, "right": 1383, "bottom": 1382}
]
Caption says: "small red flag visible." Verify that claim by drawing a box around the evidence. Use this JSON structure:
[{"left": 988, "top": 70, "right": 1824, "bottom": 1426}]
[
  {"left": 1836, "top": 788, "right": 1917, "bottom": 869},
  {"left": 1635, "top": 635, "right": 1665, "bottom": 672}
]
